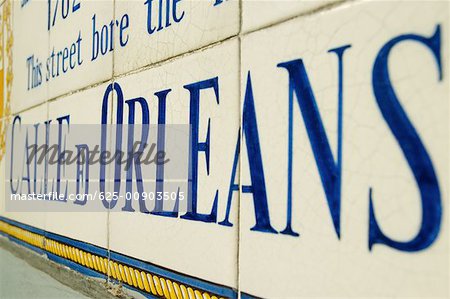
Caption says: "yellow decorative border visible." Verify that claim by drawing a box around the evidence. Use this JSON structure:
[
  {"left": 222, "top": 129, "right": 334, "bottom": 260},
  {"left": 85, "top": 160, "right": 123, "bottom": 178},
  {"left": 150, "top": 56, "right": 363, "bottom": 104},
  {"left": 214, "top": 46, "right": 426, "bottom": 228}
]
[
  {"left": 0, "top": 219, "right": 44, "bottom": 249},
  {"left": 0, "top": 0, "right": 12, "bottom": 161},
  {"left": 0, "top": 219, "right": 228, "bottom": 299}
]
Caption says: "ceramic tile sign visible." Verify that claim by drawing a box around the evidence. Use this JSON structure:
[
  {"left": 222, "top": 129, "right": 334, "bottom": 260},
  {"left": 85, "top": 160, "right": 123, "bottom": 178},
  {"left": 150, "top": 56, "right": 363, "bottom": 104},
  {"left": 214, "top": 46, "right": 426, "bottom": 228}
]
[
  {"left": 11, "top": 0, "right": 49, "bottom": 113},
  {"left": 109, "top": 39, "right": 239, "bottom": 297},
  {"left": 113, "top": 0, "right": 239, "bottom": 75},
  {"left": 240, "top": 1, "right": 448, "bottom": 298}
]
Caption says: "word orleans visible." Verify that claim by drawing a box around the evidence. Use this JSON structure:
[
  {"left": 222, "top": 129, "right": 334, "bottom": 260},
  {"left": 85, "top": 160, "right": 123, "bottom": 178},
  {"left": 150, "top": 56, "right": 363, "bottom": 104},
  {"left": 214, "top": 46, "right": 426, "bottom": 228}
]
[{"left": 10, "top": 24, "right": 443, "bottom": 253}]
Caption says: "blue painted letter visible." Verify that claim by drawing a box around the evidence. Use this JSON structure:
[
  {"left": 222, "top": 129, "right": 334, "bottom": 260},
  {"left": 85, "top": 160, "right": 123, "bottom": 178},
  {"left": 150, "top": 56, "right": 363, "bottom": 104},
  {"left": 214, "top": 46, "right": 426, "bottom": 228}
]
[
  {"left": 369, "top": 25, "right": 442, "bottom": 252},
  {"left": 277, "top": 44, "right": 351, "bottom": 238}
]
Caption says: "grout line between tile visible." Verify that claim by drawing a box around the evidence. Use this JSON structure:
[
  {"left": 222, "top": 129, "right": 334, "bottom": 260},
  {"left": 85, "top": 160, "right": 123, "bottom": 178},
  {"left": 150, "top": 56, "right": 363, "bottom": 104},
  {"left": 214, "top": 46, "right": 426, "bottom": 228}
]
[
  {"left": 242, "top": 0, "right": 358, "bottom": 36},
  {"left": 237, "top": 0, "right": 243, "bottom": 296},
  {"left": 237, "top": 44, "right": 242, "bottom": 299},
  {"left": 106, "top": 0, "right": 117, "bottom": 287}
]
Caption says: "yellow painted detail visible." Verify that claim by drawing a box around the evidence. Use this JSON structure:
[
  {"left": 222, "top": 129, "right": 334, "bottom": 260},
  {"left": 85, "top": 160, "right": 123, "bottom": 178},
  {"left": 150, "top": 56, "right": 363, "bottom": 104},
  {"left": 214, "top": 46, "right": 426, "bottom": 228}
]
[
  {"left": 0, "top": 0, "right": 13, "bottom": 162},
  {"left": 135, "top": 269, "right": 144, "bottom": 290},
  {"left": 129, "top": 266, "right": 138, "bottom": 288},
  {"left": 0, "top": 220, "right": 44, "bottom": 249},
  {"left": 148, "top": 273, "right": 158, "bottom": 295},
  {"left": 142, "top": 271, "right": 151, "bottom": 293},
  {"left": 154, "top": 275, "right": 164, "bottom": 296},
  {"left": 161, "top": 277, "right": 171, "bottom": 299}
]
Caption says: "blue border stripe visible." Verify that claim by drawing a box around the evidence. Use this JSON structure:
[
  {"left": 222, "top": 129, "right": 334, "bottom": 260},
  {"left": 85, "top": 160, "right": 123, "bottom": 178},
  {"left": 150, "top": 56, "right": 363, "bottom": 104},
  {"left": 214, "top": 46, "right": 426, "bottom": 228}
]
[{"left": 45, "top": 231, "right": 108, "bottom": 258}]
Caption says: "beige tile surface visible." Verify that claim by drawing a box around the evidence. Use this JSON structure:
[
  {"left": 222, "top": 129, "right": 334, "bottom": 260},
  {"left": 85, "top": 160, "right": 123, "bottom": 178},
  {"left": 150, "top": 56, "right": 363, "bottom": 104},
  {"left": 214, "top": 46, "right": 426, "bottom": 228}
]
[{"left": 240, "top": 1, "right": 448, "bottom": 297}]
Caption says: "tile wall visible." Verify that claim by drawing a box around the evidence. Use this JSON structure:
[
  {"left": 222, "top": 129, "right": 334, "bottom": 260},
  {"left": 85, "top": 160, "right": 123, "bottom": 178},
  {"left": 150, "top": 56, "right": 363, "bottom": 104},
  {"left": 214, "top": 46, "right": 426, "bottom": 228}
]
[{"left": 0, "top": 0, "right": 448, "bottom": 298}]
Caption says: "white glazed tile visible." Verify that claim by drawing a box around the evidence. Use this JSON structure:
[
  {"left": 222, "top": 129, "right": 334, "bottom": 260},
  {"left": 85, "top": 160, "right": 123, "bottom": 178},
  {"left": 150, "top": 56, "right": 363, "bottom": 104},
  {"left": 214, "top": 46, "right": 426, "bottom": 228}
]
[
  {"left": 2, "top": 103, "right": 48, "bottom": 230},
  {"left": 11, "top": 0, "right": 49, "bottom": 113},
  {"left": 48, "top": 0, "right": 113, "bottom": 99},
  {"left": 47, "top": 81, "right": 113, "bottom": 124},
  {"left": 242, "top": 0, "right": 333, "bottom": 33},
  {"left": 113, "top": 0, "right": 239, "bottom": 75},
  {"left": 240, "top": 1, "right": 448, "bottom": 297},
  {"left": 45, "top": 83, "right": 114, "bottom": 248},
  {"left": 109, "top": 39, "right": 239, "bottom": 291}
]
